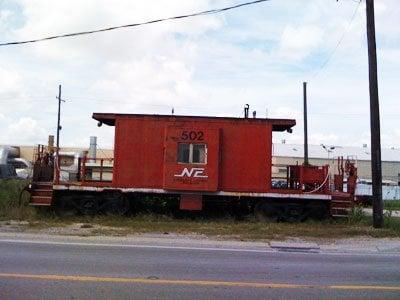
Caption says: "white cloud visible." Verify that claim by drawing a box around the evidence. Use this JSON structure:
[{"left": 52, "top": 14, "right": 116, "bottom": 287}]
[
  {"left": 279, "top": 25, "right": 323, "bottom": 60},
  {"left": 13, "top": 0, "right": 221, "bottom": 61},
  {"left": 0, "top": 113, "right": 8, "bottom": 123},
  {"left": 1, "top": 117, "right": 47, "bottom": 145},
  {"left": 0, "top": 0, "right": 398, "bottom": 150}
]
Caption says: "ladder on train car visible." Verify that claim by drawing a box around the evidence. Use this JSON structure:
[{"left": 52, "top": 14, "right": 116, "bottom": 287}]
[{"left": 29, "top": 145, "right": 54, "bottom": 206}]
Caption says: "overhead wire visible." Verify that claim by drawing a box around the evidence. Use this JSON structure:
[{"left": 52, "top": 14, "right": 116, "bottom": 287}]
[
  {"left": 96, "top": 144, "right": 113, "bottom": 159},
  {"left": 0, "top": 0, "right": 270, "bottom": 47},
  {"left": 310, "top": 0, "right": 362, "bottom": 79}
]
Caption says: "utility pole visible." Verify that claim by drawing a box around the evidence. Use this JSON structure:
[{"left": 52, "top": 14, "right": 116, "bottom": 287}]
[
  {"left": 366, "top": 0, "right": 383, "bottom": 228},
  {"left": 55, "top": 84, "right": 64, "bottom": 184},
  {"left": 56, "top": 84, "right": 62, "bottom": 152},
  {"left": 303, "top": 82, "right": 309, "bottom": 166}
]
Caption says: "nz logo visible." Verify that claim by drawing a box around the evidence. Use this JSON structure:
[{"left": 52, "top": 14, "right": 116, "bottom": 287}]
[{"left": 174, "top": 167, "right": 208, "bottom": 178}]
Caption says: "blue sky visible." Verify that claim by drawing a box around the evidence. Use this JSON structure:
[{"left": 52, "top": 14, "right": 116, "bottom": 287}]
[{"left": 0, "top": 0, "right": 398, "bottom": 150}]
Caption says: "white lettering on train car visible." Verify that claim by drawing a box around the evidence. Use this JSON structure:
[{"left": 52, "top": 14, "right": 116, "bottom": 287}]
[{"left": 174, "top": 168, "right": 208, "bottom": 178}]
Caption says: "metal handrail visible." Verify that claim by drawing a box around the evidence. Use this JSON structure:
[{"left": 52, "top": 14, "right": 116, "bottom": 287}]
[{"left": 80, "top": 157, "right": 114, "bottom": 182}]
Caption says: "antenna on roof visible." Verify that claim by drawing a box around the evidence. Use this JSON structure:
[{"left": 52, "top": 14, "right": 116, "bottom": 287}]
[{"left": 171, "top": 107, "right": 174, "bottom": 115}]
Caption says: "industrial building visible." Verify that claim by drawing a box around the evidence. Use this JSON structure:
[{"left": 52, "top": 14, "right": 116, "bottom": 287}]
[{"left": 272, "top": 143, "right": 400, "bottom": 184}]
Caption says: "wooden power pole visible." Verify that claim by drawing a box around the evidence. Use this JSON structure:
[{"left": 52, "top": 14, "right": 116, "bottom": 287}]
[
  {"left": 366, "top": 0, "right": 383, "bottom": 228},
  {"left": 303, "top": 82, "right": 309, "bottom": 166},
  {"left": 56, "top": 84, "right": 62, "bottom": 152},
  {"left": 55, "top": 84, "right": 64, "bottom": 184}
]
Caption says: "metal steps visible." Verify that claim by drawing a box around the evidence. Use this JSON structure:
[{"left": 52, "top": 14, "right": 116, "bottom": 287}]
[
  {"left": 330, "top": 198, "right": 353, "bottom": 217},
  {"left": 30, "top": 182, "right": 53, "bottom": 206}
]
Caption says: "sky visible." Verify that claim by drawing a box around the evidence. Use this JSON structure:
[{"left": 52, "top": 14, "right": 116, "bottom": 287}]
[{"left": 0, "top": 0, "right": 398, "bottom": 150}]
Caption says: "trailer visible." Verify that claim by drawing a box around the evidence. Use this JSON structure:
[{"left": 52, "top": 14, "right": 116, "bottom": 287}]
[{"left": 28, "top": 112, "right": 357, "bottom": 221}]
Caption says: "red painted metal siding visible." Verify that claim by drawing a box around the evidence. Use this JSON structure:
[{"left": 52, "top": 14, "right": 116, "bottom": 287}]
[
  {"left": 113, "top": 117, "right": 165, "bottom": 188},
  {"left": 219, "top": 123, "right": 272, "bottom": 192},
  {"left": 112, "top": 116, "right": 275, "bottom": 193}
]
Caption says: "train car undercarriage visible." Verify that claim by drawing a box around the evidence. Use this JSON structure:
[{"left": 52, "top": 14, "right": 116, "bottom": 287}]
[{"left": 29, "top": 179, "right": 350, "bottom": 222}]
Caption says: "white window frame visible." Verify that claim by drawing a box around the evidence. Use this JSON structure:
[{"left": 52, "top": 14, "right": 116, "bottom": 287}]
[{"left": 177, "top": 143, "right": 207, "bottom": 164}]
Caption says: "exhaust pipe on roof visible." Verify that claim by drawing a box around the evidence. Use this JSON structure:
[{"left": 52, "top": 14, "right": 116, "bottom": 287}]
[
  {"left": 244, "top": 104, "right": 249, "bottom": 119},
  {"left": 48, "top": 135, "right": 55, "bottom": 154},
  {"left": 88, "top": 136, "right": 97, "bottom": 162}
]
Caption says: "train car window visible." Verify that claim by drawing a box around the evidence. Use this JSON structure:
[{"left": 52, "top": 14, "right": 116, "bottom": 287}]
[
  {"left": 192, "top": 144, "right": 206, "bottom": 163},
  {"left": 177, "top": 143, "right": 207, "bottom": 164},
  {"left": 59, "top": 155, "right": 75, "bottom": 167},
  {"left": 177, "top": 143, "right": 190, "bottom": 163}
]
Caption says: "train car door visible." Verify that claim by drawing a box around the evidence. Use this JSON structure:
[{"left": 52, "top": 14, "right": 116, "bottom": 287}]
[{"left": 163, "top": 127, "right": 219, "bottom": 191}]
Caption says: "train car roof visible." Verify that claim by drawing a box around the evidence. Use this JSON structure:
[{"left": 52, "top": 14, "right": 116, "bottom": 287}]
[{"left": 92, "top": 113, "right": 296, "bottom": 132}]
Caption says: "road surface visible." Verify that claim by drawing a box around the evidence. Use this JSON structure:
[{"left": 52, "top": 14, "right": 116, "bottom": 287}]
[{"left": 0, "top": 236, "right": 399, "bottom": 299}]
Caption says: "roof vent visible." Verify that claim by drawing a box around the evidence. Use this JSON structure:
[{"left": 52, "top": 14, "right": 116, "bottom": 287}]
[{"left": 244, "top": 104, "right": 249, "bottom": 118}]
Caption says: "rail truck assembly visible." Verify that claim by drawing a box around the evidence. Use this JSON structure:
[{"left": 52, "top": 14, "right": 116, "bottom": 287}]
[{"left": 27, "top": 112, "right": 358, "bottom": 221}]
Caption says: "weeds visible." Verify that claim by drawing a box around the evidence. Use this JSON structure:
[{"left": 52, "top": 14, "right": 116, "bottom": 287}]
[
  {"left": 347, "top": 205, "right": 365, "bottom": 224},
  {"left": 384, "top": 200, "right": 400, "bottom": 210},
  {"left": 0, "top": 179, "right": 35, "bottom": 220},
  {"left": 384, "top": 208, "right": 400, "bottom": 233}
]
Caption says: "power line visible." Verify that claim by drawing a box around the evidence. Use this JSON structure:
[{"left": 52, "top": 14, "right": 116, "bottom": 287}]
[
  {"left": 0, "top": 0, "right": 270, "bottom": 47},
  {"left": 311, "top": 0, "right": 362, "bottom": 79},
  {"left": 0, "top": 95, "right": 53, "bottom": 101}
]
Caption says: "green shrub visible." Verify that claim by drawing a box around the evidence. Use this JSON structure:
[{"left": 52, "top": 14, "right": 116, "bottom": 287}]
[
  {"left": 384, "top": 200, "right": 400, "bottom": 210},
  {"left": 0, "top": 179, "right": 34, "bottom": 219},
  {"left": 347, "top": 205, "right": 365, "bottom": 224}
]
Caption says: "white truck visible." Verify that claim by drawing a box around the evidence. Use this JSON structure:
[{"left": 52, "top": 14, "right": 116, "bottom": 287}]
[{"left": 0, "top": 146, "right": 32, "bottom": 179}]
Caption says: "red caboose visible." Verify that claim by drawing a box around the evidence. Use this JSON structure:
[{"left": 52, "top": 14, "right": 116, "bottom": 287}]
[
  {"left": 96, "top": 113, "right": 293, "bottom": 192},
  {"left": 29, "top": 112, "right": 356, "bottom": 221}
]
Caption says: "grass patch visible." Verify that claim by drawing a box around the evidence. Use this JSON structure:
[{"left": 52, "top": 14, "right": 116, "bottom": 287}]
[
  {"left": 0, "top": 179, "right": 36, "bottom": 220},
  {"left": 384, "top": 200, "right": 400, "bottom": 210}
]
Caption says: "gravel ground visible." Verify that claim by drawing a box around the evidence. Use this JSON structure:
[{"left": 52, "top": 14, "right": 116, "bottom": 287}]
[{"left": 0, "top": 220, "right": 399, "bottom": 254}]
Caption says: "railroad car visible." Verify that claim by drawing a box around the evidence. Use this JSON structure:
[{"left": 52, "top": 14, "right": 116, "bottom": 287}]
[{"left": 28, "top": 111, "right": 357, "bottom": 221}]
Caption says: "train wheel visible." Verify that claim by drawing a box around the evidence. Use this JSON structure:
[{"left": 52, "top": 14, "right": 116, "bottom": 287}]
[
  {"left": 101, "top": 194, "right": 130, "bottom": 216},
  {"left": 56, "top": 195, "right": 79, "bottom": 217},
  {"left": 283, "top": 204, "right": 304, "bottom": 223},
  {"left": 79, "top": 195, "right": 99, "bottom": 215},
  {"left": 254, "top": 200, "right": 280, "bottom": 222}
]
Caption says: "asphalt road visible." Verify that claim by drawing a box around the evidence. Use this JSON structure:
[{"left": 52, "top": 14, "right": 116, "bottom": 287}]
[{"left": 0, "top": 238, "right": 400, "bottom": 299}]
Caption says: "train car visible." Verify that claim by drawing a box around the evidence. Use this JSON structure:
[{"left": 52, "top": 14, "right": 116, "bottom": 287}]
[{"left": 28, "top": 111, "right": 357, "bottom": 221}]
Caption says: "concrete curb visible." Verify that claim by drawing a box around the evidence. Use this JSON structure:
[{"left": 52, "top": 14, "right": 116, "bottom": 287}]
[
  {"left": 0, "top": 232, "right": 400, "bottom": 255},
  {"left": 269, "top": 242, "right": 320, "bottom": 252}
]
